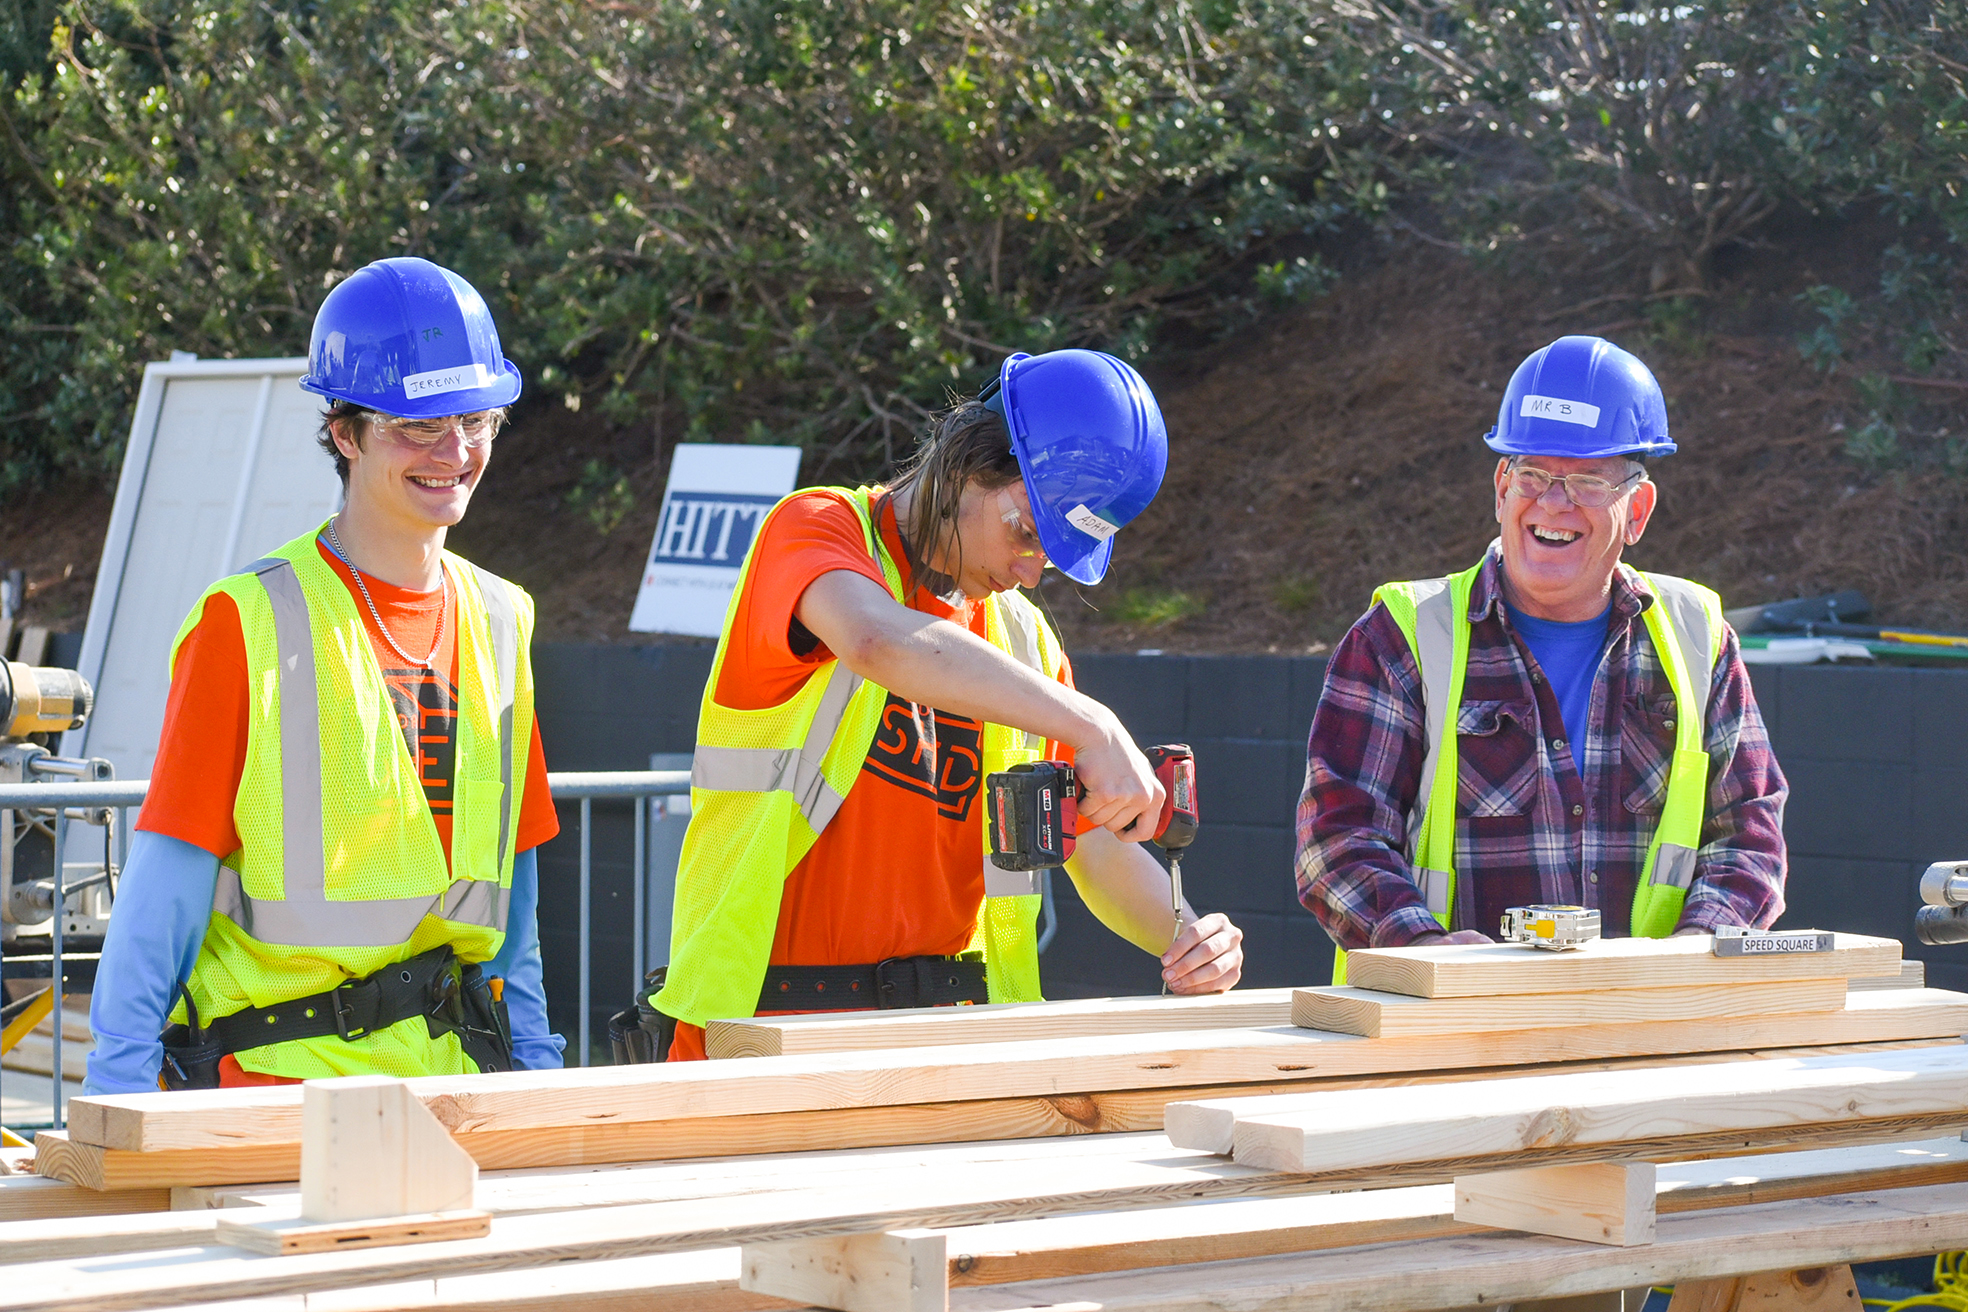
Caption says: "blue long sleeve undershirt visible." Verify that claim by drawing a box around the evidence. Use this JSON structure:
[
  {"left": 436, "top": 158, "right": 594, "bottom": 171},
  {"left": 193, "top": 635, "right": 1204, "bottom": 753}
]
[{"left": 85, "top": 834, "right": 563, "bottom": 1095}]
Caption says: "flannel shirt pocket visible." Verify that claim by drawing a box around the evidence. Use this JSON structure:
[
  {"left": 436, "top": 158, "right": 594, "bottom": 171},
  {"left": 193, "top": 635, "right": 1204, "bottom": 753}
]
[
  {"left": 1454, "top": 699, "right": 1539, "bottom": 818},
  {"left": 1620, "top": 693, "right": 1680, "bottom": 815}
]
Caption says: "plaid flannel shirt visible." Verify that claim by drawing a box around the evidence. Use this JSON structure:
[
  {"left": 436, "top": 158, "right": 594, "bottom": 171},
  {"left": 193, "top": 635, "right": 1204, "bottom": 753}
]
[{"left": 1296, "top": 546, "right": 1787, "bottom": 949}]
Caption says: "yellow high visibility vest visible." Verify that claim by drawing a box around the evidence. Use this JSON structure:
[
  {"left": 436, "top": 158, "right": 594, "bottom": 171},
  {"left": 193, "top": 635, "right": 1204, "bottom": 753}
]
[
  {"left": 656, "top": 486, "right": 1062, "bottom": 1030},
  {"left": 1332, "top": 555, "right": 1721, "bottom": 983},
  {"left": 172, "top": 524, "right": 535, "bottom": 1078}
]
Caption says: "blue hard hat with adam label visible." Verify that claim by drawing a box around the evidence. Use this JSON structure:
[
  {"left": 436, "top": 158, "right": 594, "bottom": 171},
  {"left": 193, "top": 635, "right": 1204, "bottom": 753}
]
[
  {"left": 300, "top": 257, "right": 523, "bottom": 417},
  {"left": 984, "top": 349, "right": 1168, "bottom": 585},
  {"left": 1485, "top": 335, "right": 1674, "bottom": 459}
]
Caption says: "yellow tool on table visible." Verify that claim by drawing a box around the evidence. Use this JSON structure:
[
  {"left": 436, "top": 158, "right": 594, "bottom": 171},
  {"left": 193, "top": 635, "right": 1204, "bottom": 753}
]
[{"left": 1499, "top": 904, "right": 1602, "bottom": 951}]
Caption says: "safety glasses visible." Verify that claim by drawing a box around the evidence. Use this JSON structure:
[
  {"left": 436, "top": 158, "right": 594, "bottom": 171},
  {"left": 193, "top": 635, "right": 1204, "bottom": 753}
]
[
  {"left": 1505, "top": 463, "right": 1645, "bottom": 509},
  {"left": 372, "top": 410, "right": 503, "bottom": 450}
]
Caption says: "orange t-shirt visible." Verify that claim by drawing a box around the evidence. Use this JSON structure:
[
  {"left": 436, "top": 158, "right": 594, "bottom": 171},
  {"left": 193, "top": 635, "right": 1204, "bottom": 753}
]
[
  {"left": 666, "top": 489, "right": 1074, "bottom": 1061},
  {"left": 138, "top": 539, "right": 559, "bottom": 863}
]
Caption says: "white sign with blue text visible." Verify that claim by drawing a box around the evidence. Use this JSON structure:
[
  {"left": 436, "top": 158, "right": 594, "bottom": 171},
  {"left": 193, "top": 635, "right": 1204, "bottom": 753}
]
[{"left": 629, "top": 443, "right": 803, "bottom": 636}]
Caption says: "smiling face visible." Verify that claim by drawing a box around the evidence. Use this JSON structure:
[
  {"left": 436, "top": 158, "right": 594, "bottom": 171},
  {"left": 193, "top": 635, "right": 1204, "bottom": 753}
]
[
  {"left": 333, "top": 412, "right": 491, "bottom": 534},
  {"left": 934, "top": 478, "right": 1047, "bottom": 600},
  {"left": 1493, "top": 454, "right": 1657, "bottom": 621}
]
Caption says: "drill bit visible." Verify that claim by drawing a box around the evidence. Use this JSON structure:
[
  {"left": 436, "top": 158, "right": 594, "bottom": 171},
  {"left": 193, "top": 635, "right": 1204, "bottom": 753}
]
[{"left": 1163, "top": 851, "right": 1186, "bottom": 997}]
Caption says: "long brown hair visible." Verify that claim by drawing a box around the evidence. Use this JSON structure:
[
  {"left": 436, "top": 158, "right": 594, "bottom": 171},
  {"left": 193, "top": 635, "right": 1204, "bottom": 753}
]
[{"left": 889, "top": 399, "right": 1023, "bottom": 594}]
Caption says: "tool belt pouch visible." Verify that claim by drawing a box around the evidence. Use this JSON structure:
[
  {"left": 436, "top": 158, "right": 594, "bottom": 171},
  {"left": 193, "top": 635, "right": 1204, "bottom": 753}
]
[
  {"left": 610, "top": 966, "right": 675, "bottom": 1064},
  {"left": 434, "top": 962, "right": 514, "bottom": 1075},
  {"left": 158, "top": 1026, "right": 224, "bottom": 1091}
]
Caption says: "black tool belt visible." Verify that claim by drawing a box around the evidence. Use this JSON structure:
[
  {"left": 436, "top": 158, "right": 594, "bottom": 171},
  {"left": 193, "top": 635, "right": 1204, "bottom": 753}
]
[
  {"left": 609, "top": 954, "right": 988, "bottom": 1065},
  {"left": 160, "top": 945, "right": 513, "bottom": 1090},
  {"left": 759, "top": 954, "right": 988, "bottom": 1011}
]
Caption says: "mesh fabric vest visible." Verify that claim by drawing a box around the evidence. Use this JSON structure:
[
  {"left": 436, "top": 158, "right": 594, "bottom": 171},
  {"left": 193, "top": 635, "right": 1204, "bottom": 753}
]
[
  {"left": 657, "top": 486, "right": 1058, "bottom": 1029},
  {"left": 1330, "top": 556, "right": 1720, "bottom": 984},
  {"left": 172, "top": 525, "right": 535, "bottom": 1078}
]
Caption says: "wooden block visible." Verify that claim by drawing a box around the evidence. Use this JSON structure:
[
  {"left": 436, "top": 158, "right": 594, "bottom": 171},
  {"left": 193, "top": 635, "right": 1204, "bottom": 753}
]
[
  {"left": 302, "top": 1076, "right": 477, "bottom": 1222},
  {"left": 708, "top": 989, "right": 1297, "bottom": 1059},
  {"left": 216, "top": 1206, "right": 492, "bottom": 1255},
  {"left": 1848, "top": 960, "right": 1925, "bottom": 991},
  {"left": 1229, "top": 1046, "right": 1968, "bottom": 1175},
  {"left": 60, "top": 987, "right": 1968, "bottom": 1164},
  {"left": 1666, "top": 1264, "right": 1861, "bottom": 1312},
  {"left": 741, "top": 1229, "right": 947, "bottom": 1312},
  {"left": 1294, "top": 978, "right": 1848, "bottom": 1038},
  {"left": 1455, "top": 1161, "right": 1656, "bottom": 1246},
  {"left": 1343, "top": 933, "right": 1901, "bottom": 999}
]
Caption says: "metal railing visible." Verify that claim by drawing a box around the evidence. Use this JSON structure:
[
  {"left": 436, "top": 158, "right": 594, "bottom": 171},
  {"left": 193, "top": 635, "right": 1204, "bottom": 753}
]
[{"left": 0, "top": 770, "right": 690, "bottom": 1128}]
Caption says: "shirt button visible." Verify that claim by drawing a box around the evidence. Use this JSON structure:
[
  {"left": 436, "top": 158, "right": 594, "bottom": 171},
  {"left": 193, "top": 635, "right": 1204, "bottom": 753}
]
[
  {"left": 1572, "top": 804, "right": 1584, "bottom": 816},
  {"left": 1553, "top": 738, "right": 1566, "bottom": 751},
  {"left": 1663, "top": 719, "right": 1675, "bottom": 730},
  {"left": 1588, "top": 871, "right": 1599, "bottom": 883}
]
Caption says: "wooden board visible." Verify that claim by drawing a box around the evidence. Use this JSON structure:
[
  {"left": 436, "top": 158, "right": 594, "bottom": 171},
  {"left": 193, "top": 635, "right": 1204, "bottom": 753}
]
[
  {"left": 60, "top": 987, "right": 1968, "bottom": 1163},
  {"left": 1668, "top": 1265, "right": 1861, "bottom": 1312},
  {"left": 1850, "top": 960, "right": 1925, "bottom": 991},
  {"left": 0, "top": 1175, "right": 168, "bottom": 1223},
  {"left": 1294, "top": 977, "right": 1849, "bottom": 1037},
  {"left": 40, "top": 1034, "right": 1968, "bottom": 1192},
  {"left": 941, "top": 1183, "right": 1968, "bottom": 1312},
  {"left": 1228, "top": 1046, "right": 1968, "bottom": 1174},
  {"left": 1343, "top": 932, "right": 1901, "bottom": 999},
  {"left": 216, "top": 1207, "right": 491, "bottom": 1255},
  {"left": 707, "top": 989, "right": 1298, "bottom": 1058}
]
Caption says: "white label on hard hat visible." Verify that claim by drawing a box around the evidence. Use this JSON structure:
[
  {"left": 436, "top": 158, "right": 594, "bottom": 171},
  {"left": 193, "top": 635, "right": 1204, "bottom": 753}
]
[
  {"left": 1520, "top": 394, "right": 1602, "bottom": 428},
  {"left": 1066, "top": 503, "right": 1121, "bottom": 541},
  {"left": 403, "top": 363, "right": 496, "bottom": 399}
]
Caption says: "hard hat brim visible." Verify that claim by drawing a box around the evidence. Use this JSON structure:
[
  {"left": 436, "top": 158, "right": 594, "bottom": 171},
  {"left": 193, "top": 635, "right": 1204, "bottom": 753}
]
[
  {"left": 1483, "top": 426, "right": 1678, "bottom": 459},
  {"left": 1019, "top": 468, "right": 1116, "bottom": 585},
  {"left": 299, "top": 357, "right": 524, "bottom": 418}
]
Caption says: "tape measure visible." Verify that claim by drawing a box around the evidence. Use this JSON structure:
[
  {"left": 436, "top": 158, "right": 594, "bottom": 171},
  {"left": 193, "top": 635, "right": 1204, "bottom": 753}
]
[{"left": 1499, "top": 905, "right": 1602, "bottom": 951}]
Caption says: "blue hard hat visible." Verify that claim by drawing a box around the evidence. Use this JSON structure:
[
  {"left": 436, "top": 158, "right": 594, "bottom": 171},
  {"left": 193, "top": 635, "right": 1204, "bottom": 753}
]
[
  {"left": 985, "top": 350, "right": 1168, "bottom": 585},
  {"left": 300, "top": 257, "right": 523, "bottom": 416},
  {"left": 1484, "top": 336, "right": 1674, "bottom": 459}
]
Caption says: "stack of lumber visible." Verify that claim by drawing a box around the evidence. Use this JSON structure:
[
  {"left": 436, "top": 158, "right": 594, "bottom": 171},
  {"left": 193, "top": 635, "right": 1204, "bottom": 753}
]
[
  {"left": 8, "top": 1080, "right": 1968, "bottom": 1309},
  {"left": 5, "top": 933, "right": 1967, "bottom": 1312},
  {"left": 0, "top": 997, "right": 92, "bottom": 1080},
  {"left": 26, "top": 932, "right": 1967, "bottom": 1194}
]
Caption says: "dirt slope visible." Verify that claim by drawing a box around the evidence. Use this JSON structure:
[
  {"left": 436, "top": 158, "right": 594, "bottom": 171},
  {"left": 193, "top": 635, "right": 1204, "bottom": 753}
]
[{"left": 6, "top": 231, "right": 1965, "bottom": 655}]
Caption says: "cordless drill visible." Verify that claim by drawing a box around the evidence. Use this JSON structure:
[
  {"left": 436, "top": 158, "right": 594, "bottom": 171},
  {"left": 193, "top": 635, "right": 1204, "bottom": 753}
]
[{"left": 986, "top": 745, "right": 1200, "bottom": 969}]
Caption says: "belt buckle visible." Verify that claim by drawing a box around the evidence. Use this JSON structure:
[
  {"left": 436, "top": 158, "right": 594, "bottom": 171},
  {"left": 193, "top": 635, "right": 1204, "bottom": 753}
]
[
  {"left": 331, "top": 980, "right": 368, "bottom": 1041},
  {"left": 873, "top": 957, "right": 915, "bottom": 1010}
]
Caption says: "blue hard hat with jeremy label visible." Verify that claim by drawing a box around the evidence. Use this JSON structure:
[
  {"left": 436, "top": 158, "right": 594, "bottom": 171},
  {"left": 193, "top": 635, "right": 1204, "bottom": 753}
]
[
  {"left": 981, "top": 349, "right": 1169, "bottom": 586},
  {"left": 1485, "top": 335, "right": 1675, "bottom": 459},
  {"left": 300, "top": 257, "right": 524, "bottom": 417}
]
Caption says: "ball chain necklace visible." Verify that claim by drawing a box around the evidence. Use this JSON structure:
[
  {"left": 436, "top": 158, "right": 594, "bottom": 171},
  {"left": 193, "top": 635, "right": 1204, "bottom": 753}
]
[{"left": 323, "top": 517, "right": 447, "bottom": 670}]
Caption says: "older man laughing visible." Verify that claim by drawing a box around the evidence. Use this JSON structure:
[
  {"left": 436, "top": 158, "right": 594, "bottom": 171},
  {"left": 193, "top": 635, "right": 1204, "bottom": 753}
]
[{"left": 1295, "top": 335, "right": 1788, "bottom": 979}]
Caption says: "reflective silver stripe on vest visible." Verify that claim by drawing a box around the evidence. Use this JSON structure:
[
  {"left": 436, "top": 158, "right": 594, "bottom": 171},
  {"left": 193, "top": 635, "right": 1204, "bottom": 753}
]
[
  {"left": 470, "top": 563, "right": 520, "bottom": 871},
  {"left": 1644, "top": 573, "right": 1716, "bottom": 728},
  {"left": 692, "top": 659, "right": 864, "bottom": 835},
  {"left": 996, "top": 593, "right": 1048, "bottom": 753},
  {"left": 1404, "top": 578, "right": 1456, "bottom": 865},
  {"left": 210, "top": 555, "right": 512, "bottom": 948}
]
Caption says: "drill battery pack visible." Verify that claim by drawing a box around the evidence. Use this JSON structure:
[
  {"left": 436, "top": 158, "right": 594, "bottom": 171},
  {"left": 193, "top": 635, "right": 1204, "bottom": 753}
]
[{"left": 987, "top": 761, "right": 1079, "bottom": 872}]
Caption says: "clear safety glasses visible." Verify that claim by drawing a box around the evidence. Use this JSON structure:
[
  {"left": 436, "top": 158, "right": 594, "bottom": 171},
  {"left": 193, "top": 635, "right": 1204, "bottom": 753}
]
[
  {"left": 372, "top": 410, "right": 503, "bottom": 450},
  {"left": 996, "top": 488, "right": 1046, "bottom": 561},
  {"left": 1506, "top": 463, "right": 1646, "bottom": 509}
]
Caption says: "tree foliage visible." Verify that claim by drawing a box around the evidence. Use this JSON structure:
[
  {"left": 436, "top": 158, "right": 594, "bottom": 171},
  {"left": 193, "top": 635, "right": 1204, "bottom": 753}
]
[{"left": 0, "top": 0, "right": 1962, "bottom": 495}]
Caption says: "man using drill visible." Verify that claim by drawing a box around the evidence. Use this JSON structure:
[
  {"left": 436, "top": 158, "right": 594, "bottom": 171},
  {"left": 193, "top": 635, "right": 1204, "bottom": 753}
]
[
  {"left": 644, "top": 350, "right": 1244, "bottom": 1061},
  {"left": 1297, "top": 336, "right": 1786, "bottom": 972},
  {"left": 87, "top": 257, "right": 564, "bottom": 1090}
]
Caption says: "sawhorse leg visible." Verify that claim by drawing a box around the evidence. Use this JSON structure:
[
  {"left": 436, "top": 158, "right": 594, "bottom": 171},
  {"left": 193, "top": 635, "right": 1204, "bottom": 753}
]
[{"left": 1667, "top": 1266, "right": 1861, "bottom": 1312}]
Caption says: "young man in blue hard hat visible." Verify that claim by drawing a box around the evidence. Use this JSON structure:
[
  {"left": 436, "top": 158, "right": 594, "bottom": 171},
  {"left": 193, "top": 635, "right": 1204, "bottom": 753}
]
[
  {"left": 647, "top": 349, "right": 1245, "bottom": 1061},
  {"left": 87, "top": 257, "right": 564, "bottom": 1091},
  {"left": 1296, "top": 335, "right": 1787, "bottom": 973}
]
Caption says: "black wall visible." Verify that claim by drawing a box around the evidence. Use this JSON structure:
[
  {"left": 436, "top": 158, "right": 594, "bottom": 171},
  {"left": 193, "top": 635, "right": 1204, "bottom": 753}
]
[{"left": 531, "top": 643, "right": 1968, "bottom": 1049}]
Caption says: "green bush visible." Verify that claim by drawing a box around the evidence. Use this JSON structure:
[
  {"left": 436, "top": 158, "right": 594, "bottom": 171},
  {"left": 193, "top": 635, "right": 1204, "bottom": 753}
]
[
  {"left": 2, "top": 0, "right": 1962, "bottom": 499},
  {"left": 0, "top": 0, "right": 1411, "bottom": 493}
]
